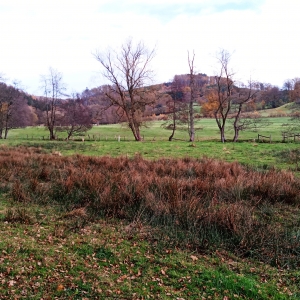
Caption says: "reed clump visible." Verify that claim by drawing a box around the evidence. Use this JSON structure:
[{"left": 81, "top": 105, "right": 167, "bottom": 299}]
[{"left": 1, "top": 146, "right": 299, "bottom": 267}]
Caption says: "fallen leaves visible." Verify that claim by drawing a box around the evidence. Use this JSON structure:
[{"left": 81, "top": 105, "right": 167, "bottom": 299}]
[
  {"left": 190, "top": 255, "right": 198, "bottom": 262},
  {"left": 8, "top": 280, "right": 17, "bottom": 287},
  {"left": 56, "top": 284, "right": 64, "bottom": 291}
]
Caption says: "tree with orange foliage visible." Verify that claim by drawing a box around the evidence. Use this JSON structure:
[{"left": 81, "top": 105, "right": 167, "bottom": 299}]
[{"left": 201, "top": 89, "right": 219, "bottom": 118}]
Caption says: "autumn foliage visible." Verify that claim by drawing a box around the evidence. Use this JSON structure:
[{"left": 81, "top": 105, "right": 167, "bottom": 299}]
[{"left": 201, "top": 89, "right": 219, "bottom": 117}]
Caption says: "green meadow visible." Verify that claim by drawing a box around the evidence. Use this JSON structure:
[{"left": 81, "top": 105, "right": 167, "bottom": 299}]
[
  {"left": 2, "top": 117, "right": 300, "bottom": 173},
  {"left": 5, "top": 117, "right": 297, "bottom": 142}
]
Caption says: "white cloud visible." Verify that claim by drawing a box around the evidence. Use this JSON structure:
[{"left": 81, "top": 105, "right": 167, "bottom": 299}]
[{"left": 0, "top": 0, "right": 299, "bottom": 94}]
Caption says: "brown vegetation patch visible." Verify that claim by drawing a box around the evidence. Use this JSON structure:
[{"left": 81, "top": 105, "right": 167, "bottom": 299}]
[{"left": 0, "top": 146, "right": 299, "bottom": 267}]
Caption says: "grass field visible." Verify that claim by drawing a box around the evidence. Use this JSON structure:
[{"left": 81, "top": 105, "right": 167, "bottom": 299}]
[
  {"left": 4, "top": 117, "right": 298, "bottom": 142},
  {"left": 1, "top": 201, "right": 299, "bottom": 299},
  {"left": 2, "top": 118, "right": 300, "bottom": 174},
  {"left": 0, "top": 117, "right": 300, "bottom": 299}
]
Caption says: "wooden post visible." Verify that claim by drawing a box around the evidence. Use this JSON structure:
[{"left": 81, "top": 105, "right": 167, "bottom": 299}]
[
  {"left": 118, "top": 135, "right": 120, "bottom": 142},
  {"left": 270, "top": 135, "right": 271, "bottom": 143},
  {"left": 258, "top": 134, "right": 260, "bottom": 142}
]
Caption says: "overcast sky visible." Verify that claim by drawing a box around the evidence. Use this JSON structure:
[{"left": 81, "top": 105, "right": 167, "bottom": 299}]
[{"left": 0, "top": 0, "right": 299, "bottom": 95}]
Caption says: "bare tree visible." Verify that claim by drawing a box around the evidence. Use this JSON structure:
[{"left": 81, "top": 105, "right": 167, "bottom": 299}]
[
  {"left": 187, "top": 51, "right": 197, "bottom": 142},
  {"left": 229, "top": 113, "right": 272, "bottom": 139},
  {"left": 93, "top": 39, "right": 157, "bottom": 141},
  {"left": 162, "top": 76, "right": 187, "bottom": 141},
  {"left": 213, "top": 50, "right": 235, "bottom": 143},
  {"left": 59, "top": 94, "right": 93, "bottom": 139},
  {"left": 0, "top": 82, "right": 31, "bottom": 138},
  {"left": 232, "top": 80, "right": 259, "bottom": 142},
  {"left": 40, "top": 68, "right": 67, "bottom": 140},
  {"left": 0, "top": 83, "right": 16, "bottom": 138}
]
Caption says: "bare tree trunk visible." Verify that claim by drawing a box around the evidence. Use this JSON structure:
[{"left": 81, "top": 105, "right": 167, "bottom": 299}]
[
  {"left": 50, "top": 128, "right": 56, "bottom": 140},
  {"left": 233, "top": 104, "right": 243, "bottom": 142},
  {"left": 189, "top": 101, "right": 195, "bottom": 142},
  {"left": 67, "top": 129, "right": 73, "bottom": 140},
  {"left": 221, "top": 126, "right": 226, "bottom": 143},
  {"left": 214, "top": 113, "right": 227, "bottom": 143},
  {"left": 4, "top": 127, "right": 8, "bottom": 139},
  {"left": 128, "top": 119, "right": 142, "bottom": 141},
  {"left": 3, "top": 107, "right": 11, "bottom": 139},
  {"left": 233, "top": 129, "right": 239, "bottom": 142},
  {"left": 188, "top": 51, "right": 196, "bottom": 142},
  {"left": 169, "top": 107, "right": 176, "bottom": 141}
]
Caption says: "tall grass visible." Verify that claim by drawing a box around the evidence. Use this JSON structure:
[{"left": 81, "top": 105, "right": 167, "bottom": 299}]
[{"left": 1, "top": 146, "right": 299, "bottom": 267}]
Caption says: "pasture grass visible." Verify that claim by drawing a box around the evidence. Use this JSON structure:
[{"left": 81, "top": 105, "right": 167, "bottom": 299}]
[
  {"left": 1, "top": 199, "right": 299, "bottom": 299},
  {"left": 1, "top": 117, "right": 300, "bottom": 176},
  {"left": 1, "top": 116, "right": 300, "bottom": 298},
  {"left": 5, "top": 117, "right": 298, "bottom": 142}
]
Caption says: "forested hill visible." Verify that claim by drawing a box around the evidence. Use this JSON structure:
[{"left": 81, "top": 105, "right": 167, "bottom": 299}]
[{"left": 1, "top": 75, "right": 299, "bottom": 131}]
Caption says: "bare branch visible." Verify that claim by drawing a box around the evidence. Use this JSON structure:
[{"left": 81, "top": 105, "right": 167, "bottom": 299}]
[{"left": 93, "top": 39, "right": 156, "bottom": 141}]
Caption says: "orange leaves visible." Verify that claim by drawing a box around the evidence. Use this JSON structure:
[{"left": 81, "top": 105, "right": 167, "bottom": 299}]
[
  {"left": 56, "top": 284, "right": 64, "bottom": 291},
  {"left": 201, "top": 89, "right": 219, "bottom": 117}
]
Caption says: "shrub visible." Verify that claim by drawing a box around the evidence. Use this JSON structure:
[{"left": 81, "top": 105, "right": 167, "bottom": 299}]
[{"left": 0, "top": 147, "right": 299, "bottom": 267}]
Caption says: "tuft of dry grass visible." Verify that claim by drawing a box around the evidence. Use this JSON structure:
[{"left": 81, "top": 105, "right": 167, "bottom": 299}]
[{"left": 0, "top": 146, "right": 299, "bottom": 267}]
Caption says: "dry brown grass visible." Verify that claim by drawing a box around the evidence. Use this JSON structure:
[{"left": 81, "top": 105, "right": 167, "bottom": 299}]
[{"left": 0, "top": 146, "right": 299, "bottom": 267}]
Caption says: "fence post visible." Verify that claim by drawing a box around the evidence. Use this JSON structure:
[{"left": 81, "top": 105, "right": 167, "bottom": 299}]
[
  {"left": 270, "top": 135, "right": 272, "bottom": 143},
  {"left": 258, "top": 134, "right": 260, "bottom": 142}
]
